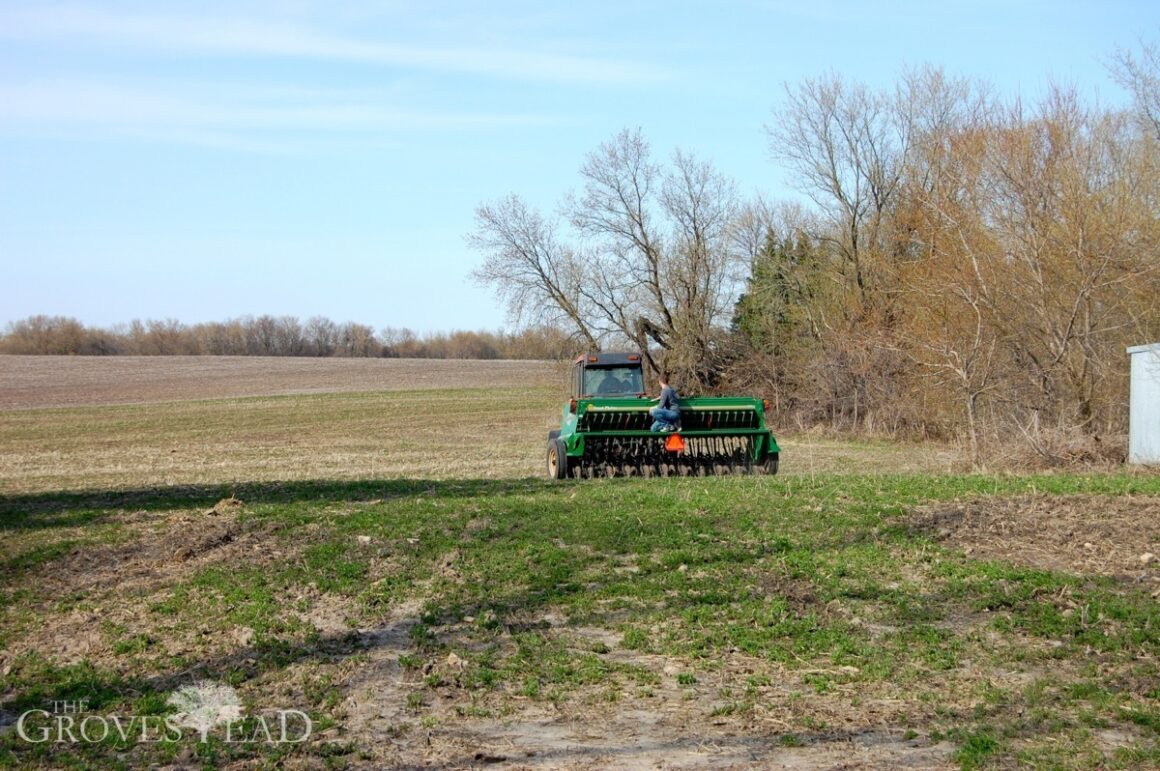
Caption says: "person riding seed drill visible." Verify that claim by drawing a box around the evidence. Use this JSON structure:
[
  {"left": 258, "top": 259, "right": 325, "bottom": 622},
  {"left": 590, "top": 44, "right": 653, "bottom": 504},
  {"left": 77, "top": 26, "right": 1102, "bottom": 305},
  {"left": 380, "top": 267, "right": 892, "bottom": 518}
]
[{"left": 649, "top": 372, "right": 681, "bottom": 432}]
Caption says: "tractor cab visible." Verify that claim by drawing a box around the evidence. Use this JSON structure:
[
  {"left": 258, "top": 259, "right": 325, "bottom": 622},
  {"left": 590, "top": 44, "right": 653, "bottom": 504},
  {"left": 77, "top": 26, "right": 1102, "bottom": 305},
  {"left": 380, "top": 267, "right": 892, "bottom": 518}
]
[{"left": 572, "top": 352, "right": 647, "bottom": 399}]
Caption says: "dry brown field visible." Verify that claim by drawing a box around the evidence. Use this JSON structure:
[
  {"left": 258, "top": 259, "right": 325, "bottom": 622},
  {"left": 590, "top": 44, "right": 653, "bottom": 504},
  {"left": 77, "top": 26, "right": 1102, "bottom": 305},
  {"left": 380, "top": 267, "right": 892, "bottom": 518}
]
[
  {"left": 0, "top": 354, "right": 562, "bottom": 409},
  {"left": 0, "top": 356, "right": 567, "bottom": 494}
]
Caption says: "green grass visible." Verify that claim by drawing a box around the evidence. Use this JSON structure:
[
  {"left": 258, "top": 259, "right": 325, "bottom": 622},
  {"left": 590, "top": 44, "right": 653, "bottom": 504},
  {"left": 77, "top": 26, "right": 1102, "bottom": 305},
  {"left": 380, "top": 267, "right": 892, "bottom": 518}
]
[{"left": 2, "top": 387, "right": 1160, "bottom": 767}]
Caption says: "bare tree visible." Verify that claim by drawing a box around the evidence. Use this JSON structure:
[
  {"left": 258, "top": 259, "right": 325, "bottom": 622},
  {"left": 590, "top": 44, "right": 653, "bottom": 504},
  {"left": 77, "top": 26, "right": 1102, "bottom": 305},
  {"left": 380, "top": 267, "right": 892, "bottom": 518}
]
[
  {"left": 898, "top": 170, "right": 1004, "bottom": 467},
  {"left": 977, "top": 89, "right": 1160, "bottom": 434},
  {"left": 570, "top": 131, "right": 744, "bottom": 379},
  {"left": 305, "top": 316, "right": 338, "bottom": 356},
  {"left": 898, "top": 80, "right": 1160, "bottom": 457},
  {"left": 1111, "top": 41, "right": 1160, "bottom": 138},
  {"left": 766, "top": 72, "right": 913, "bottom": 304},
  {"left": 336, "top": 322, "right": 379, "bottom": 357},
  {"left": 761, "top": 74, "right": 919, "bottom": 430},
  {"left": 468, "top": 129, "right": 748, "bottom": 386},
  {"left": 468, "top": 194, "right": 599, "bottom": 351},
  {"left": 892, "top": 68, "right": 1005, "bottom": 465},
  {"left": 0, "top": 315, "right": 89, "bottom": 354}
]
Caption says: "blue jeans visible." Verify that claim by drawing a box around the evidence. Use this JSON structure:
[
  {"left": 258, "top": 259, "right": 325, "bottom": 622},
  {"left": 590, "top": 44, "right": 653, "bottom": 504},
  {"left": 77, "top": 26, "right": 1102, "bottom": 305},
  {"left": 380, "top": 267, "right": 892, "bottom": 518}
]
[{"left": 650, "top": 407, "right": 680, "bottom": 431}]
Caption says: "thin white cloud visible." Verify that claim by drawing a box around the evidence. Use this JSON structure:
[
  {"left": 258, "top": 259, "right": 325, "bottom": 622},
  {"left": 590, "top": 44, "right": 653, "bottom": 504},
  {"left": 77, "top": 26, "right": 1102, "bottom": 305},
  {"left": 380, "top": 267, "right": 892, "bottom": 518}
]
[
  {"left": 0, "top": 78, "right": 563, "bottom": 151},
  {"left": 753, "top": 0, "right": 1039, "bottom": 24},
  {"left": 0, "top": 4, "right": 663, "bottom": 86}
]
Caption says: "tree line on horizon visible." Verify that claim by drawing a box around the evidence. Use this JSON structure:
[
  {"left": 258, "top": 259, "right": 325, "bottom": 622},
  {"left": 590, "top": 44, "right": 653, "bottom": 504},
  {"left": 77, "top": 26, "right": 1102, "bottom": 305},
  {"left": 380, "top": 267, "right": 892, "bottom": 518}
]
[
  {"left": 0, "top": 315, "right": 577, "bottom": 361},
  {"left": 469, "top": 49, "right": 1160, "bottom": 466}
]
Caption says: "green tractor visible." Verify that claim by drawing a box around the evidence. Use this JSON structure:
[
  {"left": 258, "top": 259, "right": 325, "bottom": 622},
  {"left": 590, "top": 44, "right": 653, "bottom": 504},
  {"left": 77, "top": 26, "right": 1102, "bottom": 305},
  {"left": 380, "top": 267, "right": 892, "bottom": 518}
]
[{"left": 546, "top": 352, "right": 780, "bottom": 478}]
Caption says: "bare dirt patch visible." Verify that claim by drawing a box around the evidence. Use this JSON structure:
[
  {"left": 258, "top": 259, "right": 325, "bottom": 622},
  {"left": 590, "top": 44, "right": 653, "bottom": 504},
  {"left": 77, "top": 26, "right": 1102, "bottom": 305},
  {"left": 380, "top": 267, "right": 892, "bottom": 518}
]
[
  {"left": 2, "top": 500, "right": 299, "bottom": 667},
  {"left": 911, "top": 493, "right": 1160, "bottom": 582},
  {"left": 331, "top": 617, "right": 959, "bottom": 770},
  {"left": 339, "top": 597, "right": 425, "bottom": 745},
  {"left": 406, "top": 710, "right": 956, "bottom": 770},
  {"left": 26, "top": 500, "right": 280, "bottom": 599},
  {"left": 0, "top": 355, "right": 562, "bottom": 410}
]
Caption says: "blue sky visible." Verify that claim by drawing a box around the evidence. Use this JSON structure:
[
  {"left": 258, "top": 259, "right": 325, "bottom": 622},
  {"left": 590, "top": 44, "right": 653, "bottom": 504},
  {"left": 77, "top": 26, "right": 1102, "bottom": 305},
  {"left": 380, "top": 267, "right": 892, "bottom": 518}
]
[{"left": 1, "top": 1, "right": 1157, "bottom": 334}]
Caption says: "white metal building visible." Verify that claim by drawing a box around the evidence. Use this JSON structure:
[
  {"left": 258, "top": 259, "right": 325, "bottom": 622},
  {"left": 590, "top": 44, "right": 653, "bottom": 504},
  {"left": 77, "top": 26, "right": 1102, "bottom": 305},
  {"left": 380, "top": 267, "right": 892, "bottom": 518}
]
[{"left": 1128, "top": 342, "right": 1160, "bottom": 464}]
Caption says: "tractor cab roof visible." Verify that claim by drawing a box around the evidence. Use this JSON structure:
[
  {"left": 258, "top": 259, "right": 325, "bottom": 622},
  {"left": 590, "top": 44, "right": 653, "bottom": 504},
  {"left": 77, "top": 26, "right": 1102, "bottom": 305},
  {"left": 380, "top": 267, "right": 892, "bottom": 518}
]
[{"left": 574, "top": 352, "right": 643, "bottom": 368}]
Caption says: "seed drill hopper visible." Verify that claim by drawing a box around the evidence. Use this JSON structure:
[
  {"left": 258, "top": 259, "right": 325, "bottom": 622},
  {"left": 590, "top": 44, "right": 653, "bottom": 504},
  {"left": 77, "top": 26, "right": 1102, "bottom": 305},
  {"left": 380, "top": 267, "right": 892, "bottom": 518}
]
[{"left": 546, "top": 352, "right": 780, "bottom": 478}]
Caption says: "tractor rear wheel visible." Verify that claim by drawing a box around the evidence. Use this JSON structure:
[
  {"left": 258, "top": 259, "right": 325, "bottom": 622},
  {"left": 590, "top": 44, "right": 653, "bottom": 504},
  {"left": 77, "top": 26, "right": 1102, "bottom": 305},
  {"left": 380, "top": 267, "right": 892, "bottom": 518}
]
[{"left": 547, "top": 438, "right": 569, "bottom": 480}]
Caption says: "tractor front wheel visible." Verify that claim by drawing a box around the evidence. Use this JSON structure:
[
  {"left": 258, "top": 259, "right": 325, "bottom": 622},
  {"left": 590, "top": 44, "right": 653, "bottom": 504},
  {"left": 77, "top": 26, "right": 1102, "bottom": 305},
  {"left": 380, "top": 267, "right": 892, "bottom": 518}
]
[{"left": 547, "top": 438, "right": 569, "bottom": 480}]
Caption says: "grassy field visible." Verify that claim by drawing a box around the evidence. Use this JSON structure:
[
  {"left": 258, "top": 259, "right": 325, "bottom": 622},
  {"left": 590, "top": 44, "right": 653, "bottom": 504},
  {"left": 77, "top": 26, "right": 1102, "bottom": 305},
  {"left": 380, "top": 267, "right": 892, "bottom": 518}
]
[{"left": 1, "top": 358, "right": 1159, "bottom": 769}]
